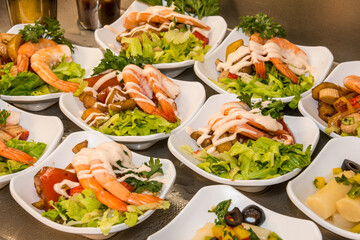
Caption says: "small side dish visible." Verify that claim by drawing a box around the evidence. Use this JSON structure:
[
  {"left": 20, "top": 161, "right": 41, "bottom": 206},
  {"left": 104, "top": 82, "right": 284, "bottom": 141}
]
[
  {"left": 0, "top": 109, "right": 46, "bottom": 176},
  {"left": 34, "top": 140, "right": 169, "bottom": 235},
  {"left": 307, "top": 159, "right": 360, "bottom": 233},
  {"left": 212, "top": 13, "right": 314, "bottom": 106},
  {"left": 193, "top": 199, "right": 282, "bottom": 240},
  {"left": 1, "top": 19, "right": 85, "bottom": 95},
  {"left": 77, "top": 64, "right": 180, "bottom": 136},
  {"left": 182, "top": 96, "right": 311, "bottom": 180},
  {"left": 312, "top": 75, "right": 360, "bottom": 136}
]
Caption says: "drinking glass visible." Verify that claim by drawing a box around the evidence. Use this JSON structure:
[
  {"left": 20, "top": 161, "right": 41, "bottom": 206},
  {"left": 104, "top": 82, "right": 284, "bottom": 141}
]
[
  {"left": 6, "top": 0, "right": 57, "bottom": 26},
  {"left": 76, "top": 0, "right": 121, "bottom": 30}
]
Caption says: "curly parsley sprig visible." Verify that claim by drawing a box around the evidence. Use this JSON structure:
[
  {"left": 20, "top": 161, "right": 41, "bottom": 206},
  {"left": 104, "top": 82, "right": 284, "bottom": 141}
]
[
  {"left": 236, "top": 13, "right": 286, "bottom": 39},
  {"left": 19, "top": 18, "right": 74, "bottom": 52}
]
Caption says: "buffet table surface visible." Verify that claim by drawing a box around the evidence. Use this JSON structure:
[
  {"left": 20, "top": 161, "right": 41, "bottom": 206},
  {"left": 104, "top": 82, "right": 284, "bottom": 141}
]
[{"left": 0, "top": 0, "right": 342, "bottom": 239}]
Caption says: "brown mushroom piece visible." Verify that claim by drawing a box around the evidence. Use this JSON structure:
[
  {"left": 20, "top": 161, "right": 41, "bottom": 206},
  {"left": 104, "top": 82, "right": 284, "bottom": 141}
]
[
  {"left": 312, "top": 82, "right": 341, "bottom": 100},
  {"left": 340, "top": 113, "right": 360, "bottom": 135},
  {"left": 318, "top": 101, "right": 335, "bottom": 122},
  {"left": 108, "top": 99, "right": 136, "bottom": 113}
]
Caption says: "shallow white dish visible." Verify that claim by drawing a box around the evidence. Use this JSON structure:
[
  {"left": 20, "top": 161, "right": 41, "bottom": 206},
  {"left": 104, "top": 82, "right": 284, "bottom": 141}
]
[
  {"left": 194, "top": 28, "right": 334, "bottom": 103},
  {"left": 94, "top": 0, "right": 227, "bottom": 77},
  {"left": 148, "top": 185, "right": 322, "bottom": 240},
  {"left": 299, "top": 61, "right": 360, "bottom": 138},
  {"left": 59, "top": 79, "right": 205, "bottom": 150},
  {"left": 168, "top": 93, "right": 320, "bottom": 192},
  {"left": 4, "top": 24, "right": 103, "bottom": 111},
  {"left": 0, "top": 99, "right": 63, "bottom": 189},
  {"left": 10, "top": 131, "right": 176, "bottom": 239},
  {"left": 287, "top": 137, "right": 360, "bottom": 240}
]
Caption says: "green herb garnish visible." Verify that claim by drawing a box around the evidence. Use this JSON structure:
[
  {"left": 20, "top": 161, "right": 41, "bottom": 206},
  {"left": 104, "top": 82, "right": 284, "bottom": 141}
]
[
  {"left": 92, "top": 49, "right": 150, "bottom": 76},
  {"left": 0, "top": 110, "right": 10, "bottom": 126},
  {"left": 335, "top": 174, "right": 350, "bottom": 185},
  {"left": 19, "top": 18, "right": 74, "bottom": 52},
  {"left": 236, "top": 13, "right": 286, "bottom": 39},
  {"left": 237, "top": 92, "right": 252, "bottom": 109},
  {"left": 209, "top": 199, "right": 231, "bottom": 225},
  {"left": 139, "top": 0, "right": 220, "bottom": 19}
]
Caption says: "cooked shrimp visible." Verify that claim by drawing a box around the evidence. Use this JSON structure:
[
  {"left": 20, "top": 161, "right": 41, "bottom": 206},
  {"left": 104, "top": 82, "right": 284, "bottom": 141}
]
[
  {"left": 123, "top": 5, "right": 210, "bottom": 31},
  {"left": 90, "top": 158, "right": 164, "bottom": 207},
  {"left": 123, "top": 11, "right": 170, "bottom": 30},
  {"left": 72, "top": 148, "right": 128, "bottom": 212},
  {"left": 144, "top": 65, "right": 179, "bottom": 123},
  {"left": 30, "top": 45, "right": 79, "bottom": 93},
  {"left": 344, "top": 75, "right": 360, "bottom": 94},
  {"left": 122, "top": 65, "right": 174, "bottom": 122},
  {"left": 17, "top": 39, "right": 57, "bottom": 72},
  {"left": 266, "top": 37, "right": 309, "bottom": 84},
  {"left": 0, "top": 140, "right": 36, "bottom": 165},
  {"left": 249, "top": 33, "right": 267, "bottom": 79}
]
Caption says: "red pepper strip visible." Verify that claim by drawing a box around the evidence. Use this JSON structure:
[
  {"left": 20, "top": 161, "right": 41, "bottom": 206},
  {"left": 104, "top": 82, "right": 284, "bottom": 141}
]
[
  {"left": 349, "top": 95, "right": 360, "bottom": 109},
  {"left": 228, "top": 72, "right": 238, "bottom": 79},
  {"left": 193, "top": 31, "right": 209, "bottom": 47},
  {"left": 68, "top": 185, "right": 84, "bottom": 196}
]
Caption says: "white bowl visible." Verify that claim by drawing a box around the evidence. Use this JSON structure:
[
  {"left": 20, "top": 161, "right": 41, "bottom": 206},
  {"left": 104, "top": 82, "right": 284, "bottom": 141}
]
[
  {"left": 4, "top": 24, "right": 103, "bottom": 111},
  {"left": 10, "top": 131, "right": 176, "bottom": 239},
  {"left": 168, "top": 93, "right": 320, "bottom": 192},
  {"left": 287, "top": 137, "right": 360, "bottom": 240},
  {"left": 299, "top": 61, "right": 360, "bottom": 138},
  {"left": 148, "top": 185, "right": 322, "bottom": 240},
  {"left": 94, "top": 0, "right": 227, "bottom": 77},
  {"left": 59, "top": 79, "right": 205, "bottom": 150},
  {"left": 194, "top": 28, "right": 334, "bottom": 103},
  {"left": 0, "top": 99, "right": 63, "bottom": 189}
]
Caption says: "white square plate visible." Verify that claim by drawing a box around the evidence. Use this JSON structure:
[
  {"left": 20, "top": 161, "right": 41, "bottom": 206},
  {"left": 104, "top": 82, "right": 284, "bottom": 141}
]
[
  {"left": 0, "top": 99, "right": 63, "bottom": 189},
  {"left": 287, "top": 136, "right": 360, "bottom": 240},
  {"left": 299, "top": 61, "right": 360, "bottom": 138},
  {"left": 194, "top": 28, "right": 334, "bottom": 103},
  {"left": 168, "top": 93, "right": 320, "bottom": 192},
  {"left": 59, "top": 79, "right": 205, "bottom": 150},
  {"left": 148, "top": 185, "right": 322, "bottom": 240},
  {"left": 4, "top": 24, "right": 103, "bottom": 111},
  {"left": 94, "top": 0, "right": 227, "bottom": 77},
  {"left": 10, "top": 131, "right": 176, "bottom": 239}
]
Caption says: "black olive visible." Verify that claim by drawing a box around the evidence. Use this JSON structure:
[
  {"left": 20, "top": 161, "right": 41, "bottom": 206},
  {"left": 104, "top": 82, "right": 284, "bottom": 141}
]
[
  {"left": 224, "top": 207, "right": 243, "bottom": 227},
  {"left": 242, "top": 205, "right": 265, "bottom": 226},
  {"left": 342, "top": 159, "right": 360, "bottom": 173},
  {"left": 209, "top": 238, "right": 219, "bottom": 240}
]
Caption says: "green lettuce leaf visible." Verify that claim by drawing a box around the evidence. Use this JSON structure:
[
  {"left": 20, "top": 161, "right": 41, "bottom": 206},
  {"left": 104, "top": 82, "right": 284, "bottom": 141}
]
[
  {"left": 52, "top": 57, "right": 85, "bottom": 80},
  {"left": 182, "top": 137, "right": 311, "bottom": 180},
  {"left": 0, "top": 63, "right": 46, "bottom": 96},
  {"left": 97, "top": 108, "right": 180, "bottom": 136},
  {"left": 6, "top": 139, "right": 47, "bottom": 159}
]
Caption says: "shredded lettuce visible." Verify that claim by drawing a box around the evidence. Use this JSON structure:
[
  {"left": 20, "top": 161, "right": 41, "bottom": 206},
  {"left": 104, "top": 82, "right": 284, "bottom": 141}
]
[
  {"left": 96, "top": 108, "right": 180, "bottom": 136},
  {"left": 213, "top": 63, "right": 314, "bottom": 108},
  {"left": 123, "top": 30, "right": 210, "bottom": 64},
  {"left": 0, "top": 139, "right": 46, "bottom": 175},
  {"left": 42, "top": 187, "right": 169, "bottom": 235},
  {"left": 182, "top": 137, "right": 311, "bottom": 180}
]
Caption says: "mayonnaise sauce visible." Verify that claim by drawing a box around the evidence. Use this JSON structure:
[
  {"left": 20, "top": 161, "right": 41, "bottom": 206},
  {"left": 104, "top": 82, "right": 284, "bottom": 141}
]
[{"left": 53, "top": 179, "right": 80, "bottom": 198}]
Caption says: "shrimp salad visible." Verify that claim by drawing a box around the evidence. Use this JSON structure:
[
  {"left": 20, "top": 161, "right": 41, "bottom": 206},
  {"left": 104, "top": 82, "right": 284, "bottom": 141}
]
[
  {"left": 77, "top": 64, "right": 180, "bottom": 136},
  {"left": 182, "top": 99, "right": 312, "bottom": 180},
  {"left": 0, "top": 109, "right": 46, "bottom": 175},
  {"left": 0, "top": 20, "right": 85, "bottom": 96},
  {"left": 107, "top": 4, "right": 211, "bottom": 63},
  {"left": 34, "top": 141, "right": 169, "bottom": 235},
  {"left": 214, "top": 14, "right": 314, "bottom": 106}
]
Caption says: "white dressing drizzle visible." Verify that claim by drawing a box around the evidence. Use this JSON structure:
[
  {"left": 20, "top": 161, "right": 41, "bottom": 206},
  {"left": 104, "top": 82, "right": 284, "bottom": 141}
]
[{"left": 53, "top": 179, "right": 80, "bottom": 198}]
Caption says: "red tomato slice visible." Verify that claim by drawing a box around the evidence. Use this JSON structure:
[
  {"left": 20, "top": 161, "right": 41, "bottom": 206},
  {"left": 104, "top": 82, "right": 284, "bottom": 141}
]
[{"left": 193, "top": 31, "right": 209, "bottom": 47}]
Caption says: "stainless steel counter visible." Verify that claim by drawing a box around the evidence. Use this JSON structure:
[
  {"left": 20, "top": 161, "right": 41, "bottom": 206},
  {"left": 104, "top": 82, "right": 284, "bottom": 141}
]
[{"left": 0, "top": 0, "right": 351, "bottom": 239}]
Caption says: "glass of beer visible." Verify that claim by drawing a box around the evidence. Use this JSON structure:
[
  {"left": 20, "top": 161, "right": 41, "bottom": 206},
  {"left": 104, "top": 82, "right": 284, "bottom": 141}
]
[
  {"left": 6, "top": 0, "right": 57, "bottom": 26},
  {"left": 76, "top": 0, "right": 121, "bottom": 30}
]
